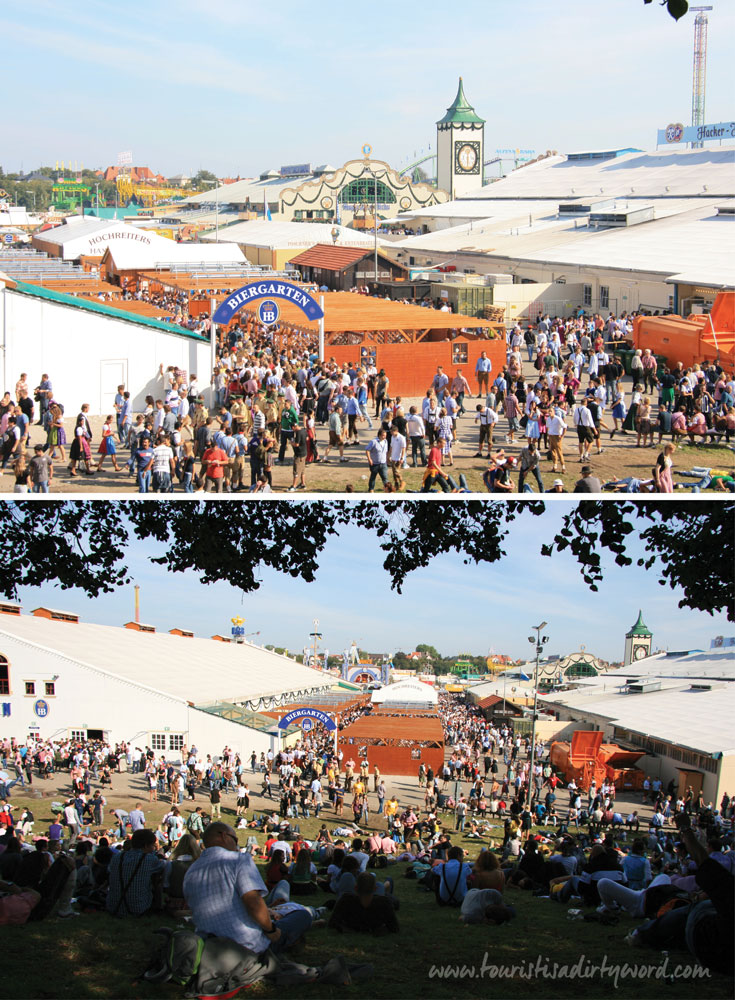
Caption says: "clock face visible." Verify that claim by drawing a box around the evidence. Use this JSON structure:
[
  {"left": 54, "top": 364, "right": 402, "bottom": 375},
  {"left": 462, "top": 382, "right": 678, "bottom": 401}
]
[
  {"left": 633, "top": 645, "right": 648, "bottom": 660},
  {"left": 455, "top": 142, "right": 480, "bottom": 174}
]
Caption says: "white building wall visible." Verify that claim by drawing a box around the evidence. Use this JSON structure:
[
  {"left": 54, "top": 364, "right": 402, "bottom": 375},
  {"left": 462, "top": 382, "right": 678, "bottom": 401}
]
[
  {"left": 0, "top": 285, "right": 213, "bottom": 415},
  {"left": 0, "top": 633, "right": 272, "bottom": 758},
  {"left": 436, "top": 129, "right": 453, "bottom": 198},
  {"left": 546, "top": 702, "right": 730, "bottom": 806},
  {"left": 396, "top": 248, "right": 676, "bottom": 313}
]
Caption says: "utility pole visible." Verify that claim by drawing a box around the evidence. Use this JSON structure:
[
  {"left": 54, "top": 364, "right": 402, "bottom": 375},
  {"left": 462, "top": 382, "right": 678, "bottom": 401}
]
[{"left": 526, "top": 621, "right": 548, "bottom": 807}]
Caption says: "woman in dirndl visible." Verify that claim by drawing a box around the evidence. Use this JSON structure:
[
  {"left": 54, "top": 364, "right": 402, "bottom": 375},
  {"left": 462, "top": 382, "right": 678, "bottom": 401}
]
[
  {"left": 46, "top": 403, "right": 67, "bottom": 462},
  {"left": 525, "top": 402, "right": 542, "bottom": 444},
  {"left": 623, "top": 384, "right": 642, "bottom": 433},
  {"left": 69, "top": 415, "right": 93, "bottom": 476},
  {"left": 97, "top": 415, "right": 122, "bottom": 472},
  {"left": 610, "top": 382, "right": 627, "bottom": 438}
]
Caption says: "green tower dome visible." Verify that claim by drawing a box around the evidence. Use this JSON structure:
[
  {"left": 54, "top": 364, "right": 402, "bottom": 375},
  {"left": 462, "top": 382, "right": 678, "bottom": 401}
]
[
  {"left": 436, "top": 77, "right": 486, "bottom": 126},
  {"left": 626, "top": 610, "right": 652, "bottom": 638}
]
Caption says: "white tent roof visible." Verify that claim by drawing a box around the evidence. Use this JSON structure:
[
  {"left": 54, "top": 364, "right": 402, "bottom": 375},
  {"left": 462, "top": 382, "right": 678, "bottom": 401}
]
[
  {"left": 392, "top": 199, "right": 734, "bottom": 282},
  {"left": 184, "top": 175, "right": 309, "bottom": 206},
  {"left": 32, "top": 219, "right": 175, "bottom": 261},
  {"left": 0, "top": 614, "right": 331, "bottom": 707},
  {"left": 104, "top": 239, "right": 247, "bottom": 271},
  {"left": 198, "top": 219, "right": 387, "bottom": 250},
  {"left": 539, "top": 649, "right": 735, "bottom": 754},
  {"left": 0, "top": 208, "right": 36, "bottom": 226},
  {"left": 461, "top": 147, "right": 735, "bottom": 201},
  {"left": 371, "top": 678, "right": 438, "bottom": 705}
]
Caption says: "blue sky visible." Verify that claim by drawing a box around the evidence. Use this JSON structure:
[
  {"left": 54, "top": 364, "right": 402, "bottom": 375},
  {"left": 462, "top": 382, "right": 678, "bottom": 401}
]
[
  {"left": 12, "top": 503, "right": 730, "bottom": 663},
  {"left": 3, "top": 0, "right": 734, "bottom": 177}
]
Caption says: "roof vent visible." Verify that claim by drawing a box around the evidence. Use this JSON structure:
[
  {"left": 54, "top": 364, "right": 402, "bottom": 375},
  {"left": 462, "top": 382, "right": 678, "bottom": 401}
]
[
  {"left": 623, "top": 679, "right": 661, "bottom": 694},
  {"left": 588, "top": 204, "right": 655, "bottom": 229},
  {"left": 124, "top": 621, "right": 156, "bottom": 633},
  {"left": 0, "top": 601, "right": 22, "bottom": 616},
  {"left": 170, "top": 628, "right": 195, "bottom": 638},
  {"left": 32, "top": 607, "right": 79, "bottom": 623},
  {"left": 211, "top": 634, "right": 233, "bottom": 643}
]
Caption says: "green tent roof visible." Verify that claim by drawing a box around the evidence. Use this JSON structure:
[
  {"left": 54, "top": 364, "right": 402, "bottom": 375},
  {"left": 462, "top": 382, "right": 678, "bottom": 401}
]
[
  {"left": 436, "top": 77, "right": 486, "bottom": 126},
  {"left": 12, "top": 281, "right": 208, "bottom": 342},
  {"left": 626, "top": 610, "right": 652, "bottom": 638}
]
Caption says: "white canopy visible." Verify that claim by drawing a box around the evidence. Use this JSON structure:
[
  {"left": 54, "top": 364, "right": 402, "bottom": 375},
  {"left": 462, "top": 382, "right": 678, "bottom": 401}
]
[{"left": 371, "top": 678, "right": 438, "bottom": 706}]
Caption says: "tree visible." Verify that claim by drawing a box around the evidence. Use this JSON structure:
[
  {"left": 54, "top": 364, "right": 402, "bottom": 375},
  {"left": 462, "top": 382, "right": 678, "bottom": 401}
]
[
  {"left": 415, "top": 644, "right": 440, "bottom": 660},
  {"left": 643, "top": 0, "right": 689, "bottom": 22},
  {"left": 192, "top": 169, "right": 218, "bottom": 190},
  {"left": 0, "top": 501, "right": 731, "bottom": 620}
]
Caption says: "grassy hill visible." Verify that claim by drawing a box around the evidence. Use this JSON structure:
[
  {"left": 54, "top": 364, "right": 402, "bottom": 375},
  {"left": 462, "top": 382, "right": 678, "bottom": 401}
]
[{"left": 3, "top": 790, "right": 732, "bottom": 1000}]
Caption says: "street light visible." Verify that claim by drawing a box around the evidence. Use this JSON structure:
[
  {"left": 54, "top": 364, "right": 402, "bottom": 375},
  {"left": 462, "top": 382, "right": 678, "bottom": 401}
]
[
  {"left": 202, "top": 179, "right": 220, "bottom": 242},
  {"left": 527, "top": 621, "right": 549, "bottom": 808},
  {"left": 362, "top": 147, "right": 379, "bottom": 286}
]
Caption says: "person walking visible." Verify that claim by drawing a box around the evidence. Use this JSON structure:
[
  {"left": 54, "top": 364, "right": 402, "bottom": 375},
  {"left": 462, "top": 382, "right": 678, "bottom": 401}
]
[
  {"left": 547, "top": 407, "right": 567, "bottom": 474},
  {"left": 388, "top": 426, "right": 406, "bottom": 489},
  {"left": 96, "top": 416, "right": 121, "bottom": 473},
  {"left": 24, "top": 443, "right": 52, "bottom": 492},
  {"left": 475, "top": 352, "right": 492, "bottom": 395},
  {"left": 288, "top": 415, "right": 309, "bottom": 491},
  {"left": 517, "top": 440, "right": 544, "bottom": 492},
  {"left": 365, "top": 428, "right": 389, "bottom": 492}
]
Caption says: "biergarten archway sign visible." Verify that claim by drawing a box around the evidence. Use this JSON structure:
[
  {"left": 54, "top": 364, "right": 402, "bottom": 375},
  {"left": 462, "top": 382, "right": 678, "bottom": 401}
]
[
  {"left": 277, "top": 706, "right": 338, "bottom": 753},
  {"left": 212, "top": 281, "right": 325, "bottom": 325},
  {"left": 211, "top": 279, "right": 326, "bottom": 364}
]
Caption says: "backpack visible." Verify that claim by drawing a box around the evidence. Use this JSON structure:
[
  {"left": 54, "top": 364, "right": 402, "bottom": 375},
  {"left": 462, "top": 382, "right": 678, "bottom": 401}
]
[
  {"left": 142, "top": 927, "right": 275, "bottom": 996},
  {"left": 142, "top": 927, "right": 370, "bottom": 994}
]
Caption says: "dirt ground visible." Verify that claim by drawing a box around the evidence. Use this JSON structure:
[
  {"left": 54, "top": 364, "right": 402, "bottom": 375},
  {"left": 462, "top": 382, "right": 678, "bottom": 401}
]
[{"left": 3, "top": 355, "right": 732, "bottom": 495}]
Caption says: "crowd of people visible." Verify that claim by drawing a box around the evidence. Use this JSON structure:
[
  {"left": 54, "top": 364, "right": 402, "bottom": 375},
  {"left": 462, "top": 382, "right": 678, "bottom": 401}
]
[
  {"left": 2, "top": 297, "right": 733, "bottom": 493},
  {"left": 1, "top": 687, "right": 733, "bottom": 986}
]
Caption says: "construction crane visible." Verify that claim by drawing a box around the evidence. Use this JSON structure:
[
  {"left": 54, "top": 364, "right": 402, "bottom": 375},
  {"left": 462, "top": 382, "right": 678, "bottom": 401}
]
[{"left": 690, "top": 6, "right": 713, "bottom": 149}]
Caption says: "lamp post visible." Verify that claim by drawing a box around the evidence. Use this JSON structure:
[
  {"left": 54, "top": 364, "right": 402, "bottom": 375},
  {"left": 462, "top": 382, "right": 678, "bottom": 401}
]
[
  {"left": 527, "top": 621, "right": 548, "bottom": 807},
  {"left": 202, "top": 179, "right": 220, "bottom": 242},
  {"left": 373, "top": 165, "right": 378, "bottom": 285}
]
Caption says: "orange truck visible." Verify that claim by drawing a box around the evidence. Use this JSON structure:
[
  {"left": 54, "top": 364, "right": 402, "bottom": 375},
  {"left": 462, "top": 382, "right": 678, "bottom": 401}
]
[
  {"left": 633, "top": 291, "right": 735, "bottom": 375},
  {"left": 550, "top": 731, "right": 645, "bottom": 792}
]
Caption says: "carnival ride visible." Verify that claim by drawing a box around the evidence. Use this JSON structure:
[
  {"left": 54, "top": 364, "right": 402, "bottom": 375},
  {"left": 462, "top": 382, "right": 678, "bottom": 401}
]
[{"left": 115, "top": 174, "right": 191, "bottom": 207}]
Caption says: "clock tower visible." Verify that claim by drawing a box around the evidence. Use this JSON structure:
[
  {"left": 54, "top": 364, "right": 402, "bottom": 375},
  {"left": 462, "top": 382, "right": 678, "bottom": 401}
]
[
  {"left": 436, "top": 77, "right": 485, "bottom": 200},
  {"left": 624, "top": 610, "right": 653, "bottom": 666}
]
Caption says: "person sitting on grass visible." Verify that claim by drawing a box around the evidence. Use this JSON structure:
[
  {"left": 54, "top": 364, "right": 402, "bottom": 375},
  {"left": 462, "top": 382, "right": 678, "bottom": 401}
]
[
  {"left": 334, "top": 854, "right": 361, "bottom": 898},
  {"left": 471, "top": 849, "right": 505, "bottom": 893},
  {"left": 183, "top": 821, "right": 312, "bottom": 955},
  {"left": 316, "top": 847, "right": 345, "bottom": 894},
  {"left": 505, "top": 836, "right": 545, "bottom": 889},
  {"left": 265, "top": 848, "right": 289, "bottom": 893},
  {"left": 460, "top": 887, "right": 516, "bottom": 925},
  {"left": 163, "top": 834, "right": 202, "bottom": 916},
  {"left": 434, "top": 845, "right": 472, "bottom": 907},
  {"left": 328, "top": 871, "right": 399, "bottom": 935},
  {"left": 288, "top": 847, "right": 317, "bottom": 896},
  {"left": 106, "top": 828, "right": 165, "bottom": 918}
]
